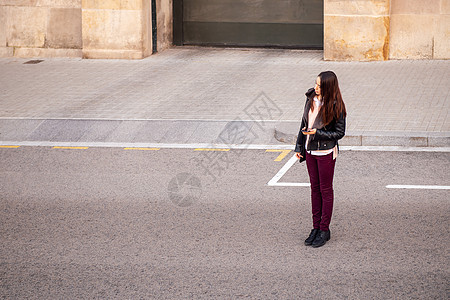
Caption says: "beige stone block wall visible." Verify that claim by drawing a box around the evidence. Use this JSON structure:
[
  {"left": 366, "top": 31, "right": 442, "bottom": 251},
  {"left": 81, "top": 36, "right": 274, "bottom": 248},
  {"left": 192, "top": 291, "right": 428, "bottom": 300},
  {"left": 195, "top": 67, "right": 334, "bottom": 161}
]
[
  {"left": 0, "top": 1, "right": 37, "bottom": 5},
  {"left": 442, "top": 0, "right": 450, "bottom": 14},
  {"left": 6, "top": 6, "right": 48, "bottom": 47},
  {"left": 325, "top": 0, "right": 389, "bottom": 15},
  {"left": 82, "top": 10, "right": 143, "bottom": 50},
  {"left": 434, "top": 14, "right": 450, "bottom": 59},
  {"left": 13, "top": 47, "right": 82, "bottom": 57},
  {"left": 0, "top": 0, "right": 154, "bottom": 59},
  {"left": 325, "top": 15, "right": 389, "bottom": 61},
  {"left": 324, "top": 0, "right": 390, "bottom": 61},
  {"left": 389, "top": 0, "right": 449, "bottom": 59},
  {"left": 389, "top": 14, "right": 436, "bottom": 59},
  {"left": 0, "top": 6, "right": 7, "bottom": 48},
  {"left": 47, "top": 8, "right": 82, "bottom": 48},
  {"left": 391, "top": 0, "right": 441, "bottom": 14},
  {"left": 142, "top": 0, "right": 152, "bottom": 57},
  {"left": 0, "top": 0, "right": 80, "bottom": 6},
  {"left": 81, "top": 0, "right": 151, "bottom": 59},
  {"left": 0, "top": 47, "right": 13, "bottom": 56},
  {"left": 0, "top": 0, "right": 82, "bottom": 57},
  {"left": 0, "top": 0, "right": 167, "bottom": 59},
  {"left": 82, "top": 0, "right": 142, "bottom": 10}
]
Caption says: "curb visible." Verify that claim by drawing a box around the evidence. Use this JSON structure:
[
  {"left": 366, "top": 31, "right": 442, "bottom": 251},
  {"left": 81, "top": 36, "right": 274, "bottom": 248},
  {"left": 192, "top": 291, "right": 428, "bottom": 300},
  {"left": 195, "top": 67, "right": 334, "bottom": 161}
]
[
  {"left": 1, "top": 118, "right": 449, "bottom": 148},
  {"left": 274, "top": 122, "right": 450, "bottom": 147}
]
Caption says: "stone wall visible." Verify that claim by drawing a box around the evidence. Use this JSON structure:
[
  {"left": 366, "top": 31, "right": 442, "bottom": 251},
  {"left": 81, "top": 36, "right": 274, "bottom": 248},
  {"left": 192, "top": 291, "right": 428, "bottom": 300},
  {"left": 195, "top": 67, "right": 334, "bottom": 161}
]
[
  {"left": 324, "top": 0, "right": 449, "bottom": 61},
  {"left": 81, "top": 0, "right": 150, "bottom": 59},
  {"left": 1, "top": 0, "right": 448, "bottom": 60},
  {"left": 0, "top": 0, "right": 82, "bottom": 58},
  {"left": 0, "top": 0, "right": 173, "bottom": 59},
  {"left": 389, "top": 0, "right": 449, "bottom": 59},
  {"left": 324, "top": 0, "right": 390, "bottom": 61}
]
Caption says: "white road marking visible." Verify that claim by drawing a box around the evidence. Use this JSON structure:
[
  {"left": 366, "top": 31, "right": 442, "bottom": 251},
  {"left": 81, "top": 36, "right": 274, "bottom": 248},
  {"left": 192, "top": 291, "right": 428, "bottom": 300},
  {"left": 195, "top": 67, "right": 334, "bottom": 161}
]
[
  {"left": 269, "top": 182, "right": 310, "bottom": 187},
  {"left": 2, "top": 140, "right": 448, "bottom": 190},
  {"left": 1, "top": 141, "right": 449, "bottom": 152},
  {"left": 267, "top": 154, "right": 310, "bottom": 187},
  {"left": 386, "top": 185, "right": 450, "bottom": 190},
  {"left": 341, "top": 146, "right": 450, "bottom": 152},
  {"left": 0, "top": 141, "right": 292, "bottom": 150}
]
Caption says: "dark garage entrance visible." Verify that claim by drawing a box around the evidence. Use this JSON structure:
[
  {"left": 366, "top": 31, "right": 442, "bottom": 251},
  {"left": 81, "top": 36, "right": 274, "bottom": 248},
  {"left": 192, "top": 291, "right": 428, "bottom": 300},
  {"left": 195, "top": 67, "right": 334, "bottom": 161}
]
[{"left": 173, "top": 0, "right": 323, "bottom": 49}]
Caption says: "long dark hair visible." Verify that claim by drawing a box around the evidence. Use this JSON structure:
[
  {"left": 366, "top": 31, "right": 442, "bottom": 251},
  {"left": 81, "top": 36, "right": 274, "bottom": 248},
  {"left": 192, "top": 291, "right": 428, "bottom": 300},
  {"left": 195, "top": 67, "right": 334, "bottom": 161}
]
[{"left": 317, "top": 71, "right": 346, "bottom": 126}]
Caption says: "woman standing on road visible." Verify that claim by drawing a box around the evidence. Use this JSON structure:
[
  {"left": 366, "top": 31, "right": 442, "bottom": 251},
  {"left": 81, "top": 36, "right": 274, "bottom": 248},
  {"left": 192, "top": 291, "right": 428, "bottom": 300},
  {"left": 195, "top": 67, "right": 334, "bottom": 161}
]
[{"left": 295, "top": 71, "right": 346, "bottom": 248}]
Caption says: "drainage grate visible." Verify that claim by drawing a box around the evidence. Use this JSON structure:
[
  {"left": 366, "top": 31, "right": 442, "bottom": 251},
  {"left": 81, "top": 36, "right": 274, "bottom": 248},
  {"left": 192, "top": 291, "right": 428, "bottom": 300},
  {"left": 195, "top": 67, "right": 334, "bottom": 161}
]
[{"left": 23, "top": 60, "right": 44, "bottom": 64}]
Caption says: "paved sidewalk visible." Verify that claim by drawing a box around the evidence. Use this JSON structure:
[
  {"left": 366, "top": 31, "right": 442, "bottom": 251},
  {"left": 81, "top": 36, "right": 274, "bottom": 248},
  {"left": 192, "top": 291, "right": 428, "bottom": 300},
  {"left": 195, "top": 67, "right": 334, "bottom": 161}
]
[{"left": 0, "top": 47, "right": 449, "bottom": 147}]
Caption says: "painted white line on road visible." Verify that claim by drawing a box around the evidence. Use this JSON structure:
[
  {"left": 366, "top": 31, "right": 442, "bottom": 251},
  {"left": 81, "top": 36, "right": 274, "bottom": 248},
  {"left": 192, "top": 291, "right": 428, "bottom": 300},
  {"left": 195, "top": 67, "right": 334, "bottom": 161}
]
[
  {"left": 0, "top": 141, "right": 449, "bottom": 152},
  {"left": 53, "top": 146, "right": 88, "bottom": 150},
  {"left": 124, "top": 147, "right": 160, "bottom": 150},
  {"left": 270, "top": 182, "right": 311, "bottom": 187},
  {"left": 341, "top": 146, "right": 450, "bottom": 152},
  {"left": 194, "top": 148, "right": 230, "bottom": 151},
  {"left": 386, "top": 185, "right": 450, "bottom": 190},
  {"left": 267, "top": 154, "right": 310, "bottom": 187},
  {"left": 0, "top": 141, "right": 293, "bottom": 150}
]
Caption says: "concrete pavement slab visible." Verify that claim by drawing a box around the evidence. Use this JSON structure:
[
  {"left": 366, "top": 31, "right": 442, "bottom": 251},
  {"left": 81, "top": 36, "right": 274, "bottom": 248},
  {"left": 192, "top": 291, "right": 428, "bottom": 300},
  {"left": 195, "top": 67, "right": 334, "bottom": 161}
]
[
  {"left": 131, "top": 120, "right": 175, "bottom": 143},
  {"left": 26, "top": 119, "right": 89, "bottom": 142},
  {"left": 157, "top": 120, "right": 201, "bottom": 143},
  {"left": 103, "top": 121, "right": 148, "bottom": 143},
  {"left": 77, "top": 120, "right": 122, "bottom": 142},
  {"left": 0, "top": 47, "right": 449, "bottom": 146},
  {"left": 0, "top": 119, "right": 43, "bottom": 141},
  {"left": 186, "top": 121, "right": 231, "bottom": 144}
]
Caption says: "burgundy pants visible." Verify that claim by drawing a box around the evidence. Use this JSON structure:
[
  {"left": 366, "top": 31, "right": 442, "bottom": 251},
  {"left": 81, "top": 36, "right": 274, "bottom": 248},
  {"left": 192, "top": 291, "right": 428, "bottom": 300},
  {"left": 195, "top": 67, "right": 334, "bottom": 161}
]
[{"left": 305, "top": 152, "right": 336, "bottom": 231}]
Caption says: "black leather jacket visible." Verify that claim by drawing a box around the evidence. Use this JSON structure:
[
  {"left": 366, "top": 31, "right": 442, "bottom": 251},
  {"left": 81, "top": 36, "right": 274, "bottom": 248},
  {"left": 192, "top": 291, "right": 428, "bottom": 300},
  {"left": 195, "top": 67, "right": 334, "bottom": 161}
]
[{"left": 295, "top": 88, "right": 346, "bottom": 163}]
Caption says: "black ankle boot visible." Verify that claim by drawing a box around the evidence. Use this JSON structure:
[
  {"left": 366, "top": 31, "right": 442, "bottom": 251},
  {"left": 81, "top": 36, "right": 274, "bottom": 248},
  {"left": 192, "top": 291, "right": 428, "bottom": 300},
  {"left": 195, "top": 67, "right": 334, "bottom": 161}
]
[
  {"left": 304, "top": 228, "right": 320, "bottom": 246},
  {"left": 312, "top": 230, "right": 331, "bottom": 248}
]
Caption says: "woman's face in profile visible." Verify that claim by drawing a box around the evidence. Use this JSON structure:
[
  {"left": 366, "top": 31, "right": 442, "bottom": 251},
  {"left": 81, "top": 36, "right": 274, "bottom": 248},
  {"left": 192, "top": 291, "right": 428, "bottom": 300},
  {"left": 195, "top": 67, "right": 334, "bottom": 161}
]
[{"left": 314, "top": 77, "right": 321, "bottom": 96}]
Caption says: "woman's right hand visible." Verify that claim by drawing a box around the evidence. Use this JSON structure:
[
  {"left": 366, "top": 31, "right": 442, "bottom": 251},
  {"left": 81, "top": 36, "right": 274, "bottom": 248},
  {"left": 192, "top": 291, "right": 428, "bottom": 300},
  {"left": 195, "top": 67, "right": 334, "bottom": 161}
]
[
  {"left": 301, "top": 127, "right": 316, "bottom": 135},
  {"left": 296, "top": 152, "right": 303, "bottom": 160}
]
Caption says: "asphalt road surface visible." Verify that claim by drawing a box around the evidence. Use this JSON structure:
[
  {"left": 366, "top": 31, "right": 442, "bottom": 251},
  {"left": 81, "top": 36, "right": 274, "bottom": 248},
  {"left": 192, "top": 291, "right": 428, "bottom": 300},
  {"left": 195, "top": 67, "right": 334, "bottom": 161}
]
[{"left": 1, "top": 147, "right": 449, "bottom": 299}]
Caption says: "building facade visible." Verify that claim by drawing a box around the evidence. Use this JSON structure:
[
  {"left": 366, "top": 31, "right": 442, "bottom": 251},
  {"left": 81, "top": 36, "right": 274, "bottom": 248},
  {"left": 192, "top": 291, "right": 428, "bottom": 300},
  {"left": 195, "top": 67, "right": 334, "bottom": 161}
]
[{"left": 0, "top": 0, "right": 448, "bottom": 60}]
